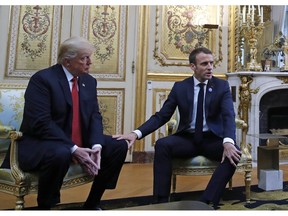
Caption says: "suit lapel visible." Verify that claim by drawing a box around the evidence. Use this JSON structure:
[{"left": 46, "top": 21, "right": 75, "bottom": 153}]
[
  {"left": 77, "top": 76, "right": 86, "bottom": 104},
  {"left": 205, "top": 78, "right": 215, "bottom": 115},
  {"left": 57, "top": 65, "right": 72, "bottom": 106},
  {"left": 187, "top": 77, "right": 194, "bottom": 121}
]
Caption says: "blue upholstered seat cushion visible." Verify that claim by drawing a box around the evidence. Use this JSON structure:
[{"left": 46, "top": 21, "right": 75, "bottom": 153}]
[{"left": 172, "top": 154, "right": 246, "bottom": 169}]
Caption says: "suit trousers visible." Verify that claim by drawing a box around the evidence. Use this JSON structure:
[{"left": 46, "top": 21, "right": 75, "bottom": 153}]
[
  {"left": 153, "top": 131, "right": 239, "bottom": 205},
  {"left": 18, "top": 135, "right": 128, "bottom": 208}
]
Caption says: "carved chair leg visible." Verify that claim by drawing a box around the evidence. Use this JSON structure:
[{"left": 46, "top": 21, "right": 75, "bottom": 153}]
[
  {"left": 228, "top": 178, "right": 233, "bottom": 190},
  {"left": 15, "top": 195, "right": 25, "bottom": 210},
  {"left": 244, "top": 170, "right": 252, "bottom": 203},
  {"left": 170, "top": 174, "right": 177, "bottom": 201},
  {"left": 172, "top": 174, "right": 177, "bottom": 194}
]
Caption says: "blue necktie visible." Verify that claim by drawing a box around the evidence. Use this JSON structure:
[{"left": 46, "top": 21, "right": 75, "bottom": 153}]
[{"left": 194, "top": 83, "right": 205, "bottom": 144}]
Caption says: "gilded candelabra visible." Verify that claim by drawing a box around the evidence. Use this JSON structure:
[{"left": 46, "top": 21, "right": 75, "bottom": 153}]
[
  {"left": 241, "top": 6, "right": 264, "bottom": 71},
  {"left": 281, "top": 38, "right": 288, "bottom": 71}
]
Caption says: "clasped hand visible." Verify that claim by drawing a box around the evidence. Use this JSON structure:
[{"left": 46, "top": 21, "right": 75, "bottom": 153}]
[{"left": 72, "top": 147, "right": 101, "bottom": 176}]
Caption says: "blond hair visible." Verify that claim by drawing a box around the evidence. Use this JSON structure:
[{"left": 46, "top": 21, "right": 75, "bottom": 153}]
[{"left": 57, "top": 36, "right": 95, "bottom": 64}]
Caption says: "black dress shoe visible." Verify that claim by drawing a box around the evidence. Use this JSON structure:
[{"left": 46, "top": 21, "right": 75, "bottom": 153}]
[
  {"left": 82, "top": 205, "right": 102, "bottom": 210},
  {"left": 37, "top": 205, "right": 51, "bottom": 210},
  {"left": 153, "top": 196, "right": 169, "bottom": 204}
]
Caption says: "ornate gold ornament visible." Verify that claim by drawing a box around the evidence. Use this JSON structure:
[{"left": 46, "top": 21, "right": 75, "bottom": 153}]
[
  {"left": 240, "top": 5, "right": 265, "bottom": 71},
  {"left": 154, "top": 5, "right": 223, "bottom": 67},
  {"left": 238, "top": 75, "right": 259, "bottom": 126},
  {"left": 21, "top": 5, "right": 50, "bottom": 61},
  {"left": 281, "top": 37, "right": 288, "bottom": 72},
  {"left": 92, "top": 6, "right": 117, "bottom": 64}
]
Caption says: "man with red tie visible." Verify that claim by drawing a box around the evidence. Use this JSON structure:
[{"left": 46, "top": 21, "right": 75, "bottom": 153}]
[{"left": 1, "top": 36, "right": 128, "bottom": 210}]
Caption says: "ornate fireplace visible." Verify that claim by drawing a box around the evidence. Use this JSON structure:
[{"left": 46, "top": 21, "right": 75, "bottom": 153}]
[{"left": 227, "top": 71, "right": 288, "bottom": 161}]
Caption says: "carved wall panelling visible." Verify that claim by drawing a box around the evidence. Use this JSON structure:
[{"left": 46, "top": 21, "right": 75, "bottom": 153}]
[
  {"left": 135, "top": 5, "right": 229, "bottom": 155},
  {"left": 147, "top": 72, "right": 227, "bottom": 82},
  {"left": 153, "top": 5, "right": 223, "bottom": 68},
  {"left": 5, "top": 5, "right": 62, "bottom": 78},
  {"left": 78, "top": 5, "right": 135, "bottom": 161},
  {"left": 81, "top": 5, "right": 127, "bottom": 81},
  {"left": 133, "top": 6, "right": 149, "bottom": 152},
  {"left": 151, "top": 88, "right": 172, "bottom": 146},
  {"left": 97, "top": 89, "right": 124, "bottom": 135}
]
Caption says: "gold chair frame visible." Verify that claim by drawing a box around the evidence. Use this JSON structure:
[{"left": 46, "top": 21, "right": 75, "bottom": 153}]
[
  {"left": 168, "top": 118, "right": 252, "bottom": 203},
  {"left": 0, "top": 126, "right": 93, "bottom": 210}
]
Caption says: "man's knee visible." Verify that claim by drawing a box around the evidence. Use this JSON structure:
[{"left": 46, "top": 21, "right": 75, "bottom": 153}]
[
  {"left": 47, "top": 147, "right": 71, "bottom": 165},
  {"left": 155, "top": 137, "right": 171, "bottom": 152},
  {"left": 103, "top": 135, "right": 128, "bottom": 156}
]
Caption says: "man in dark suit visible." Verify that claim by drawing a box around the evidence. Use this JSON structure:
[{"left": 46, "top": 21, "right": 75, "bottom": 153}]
[
  {"left": 1, "top": 36, "right": 128, "bottom": 210},
  {"left": 115, "top": 47, "right": 242, "bottom": 208}
]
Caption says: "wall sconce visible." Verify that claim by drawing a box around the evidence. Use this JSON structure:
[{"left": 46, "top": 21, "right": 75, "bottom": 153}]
[{"left": 203, "top": 24, "right": 219, "bottom": 29}]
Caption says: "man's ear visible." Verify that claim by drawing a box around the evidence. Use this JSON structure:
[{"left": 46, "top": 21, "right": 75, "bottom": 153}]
[
  {"left": 190, "top": 63, "right": 196, "bottom": 71},
  {"left": 64, "top": 58, "right": 71, "bottom": 67}
]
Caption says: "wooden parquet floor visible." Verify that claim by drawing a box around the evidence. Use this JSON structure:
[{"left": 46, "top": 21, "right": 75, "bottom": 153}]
[{"left": 1, "top": 162, "right": 288, "bottom": 209}]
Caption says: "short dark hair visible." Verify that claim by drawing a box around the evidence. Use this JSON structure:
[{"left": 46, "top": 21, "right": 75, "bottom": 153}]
[{"left": 189, "top": 47, "right": 212, "bottom": 64}]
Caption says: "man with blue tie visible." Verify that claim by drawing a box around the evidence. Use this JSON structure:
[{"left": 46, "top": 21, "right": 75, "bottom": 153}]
[
  {"left": 1, "top": 36, "right": 128, "bottom": 210},
  {"left": 115, "top": 47, "right": 242, "bottom": 208}
]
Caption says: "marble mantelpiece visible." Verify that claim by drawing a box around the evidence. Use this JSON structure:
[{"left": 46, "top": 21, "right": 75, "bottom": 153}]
[{"left": 227, "top": 71, "right": 288, "bottom": 161}]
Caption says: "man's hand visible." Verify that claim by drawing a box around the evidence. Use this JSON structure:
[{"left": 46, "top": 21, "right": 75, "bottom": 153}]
[
  {"left": 72, "top": 148, "right": 99, "bottom": 176},
  {"left": 90, "top": 146, "right": 102, "bottom": 175},
  {"left": 221, "top": 143, "right": 242, "bottom": 167},
  {"left": 113, "top": 132, "right": 137, "bottom": 148}
]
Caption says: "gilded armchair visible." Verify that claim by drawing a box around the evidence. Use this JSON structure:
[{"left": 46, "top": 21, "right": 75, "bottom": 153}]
[
  {"left": 0, "top": 127, "right": 94, "bottom": 210},
  {"left": 0, "top": 86, "right": 94, "bottom": 210},
  {"left": 168, "top": 117, "right": 252, "bottom": 203}
]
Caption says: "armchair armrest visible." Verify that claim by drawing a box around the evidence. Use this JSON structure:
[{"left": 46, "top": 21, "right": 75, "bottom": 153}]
[
  {"left": 0, "top": 125, "right": 15, "bottom": 139},
  {"left": 8, "top": 131, "right": 27, "bottom": 184},
  {"left": 235, "top": 118, "right": 248, "bottom": 130},
  {"left": 235, "top": 118, "right": 251, "bottom": 161},
  {"left": 0, "top": 125, "right": 16, "bottom": 155},
  {"left": 167, "top": 119, "right": 177, "bottom": 135}
]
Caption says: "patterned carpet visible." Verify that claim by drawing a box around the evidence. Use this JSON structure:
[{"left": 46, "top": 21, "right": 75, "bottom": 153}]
[{"left": 25, "top": 182, "right": 288, "bottom": 210}]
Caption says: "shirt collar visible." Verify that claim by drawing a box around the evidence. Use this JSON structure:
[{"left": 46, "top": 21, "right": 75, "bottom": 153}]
[
  {"left": 62, "top": 65, "right": 74, "bottom": 82},
  {"left": 193, "top": 76, "right": 208, "bottom": 87}
]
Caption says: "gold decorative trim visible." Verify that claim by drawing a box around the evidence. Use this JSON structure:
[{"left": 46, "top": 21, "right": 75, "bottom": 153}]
[
  {"left": 277, "top": 76, "right": 288, "bottom": 83},
  {"left": 151, "top": 89, "right": 171, "bottom": 145},
  {"left": 134, "top": 6, "right": 149, "bottom": 151},
  {"left": 0, "top": 184, "right": 15, "bottom": 194},
  {"left": 147, "top": 72, "right": 227, "bottom": 81},
  {"left": 237, "top": 75, "right": 259, "bottom": 131},
  {"left": 5, "top": 5, "right": 62, "bottom": 78},
  {"left": 153, "top": 5, "right": 223, "bottom": 67},
  {"left": 228, "top": 5, "right": 241, "bottom": 72},
  {"left": 81, "top": 6, "right": 127, "bottom": 81},
  {"left": 97, "top": 89, "right": 124, "bottom": 135},
  {"left": 0, "top": 83, "right": 27, "bottom": 89}
]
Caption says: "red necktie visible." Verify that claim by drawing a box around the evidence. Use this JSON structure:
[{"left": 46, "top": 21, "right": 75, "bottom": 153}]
[{"left": 71, "top": 77, "right": 82, "bottom": 147}]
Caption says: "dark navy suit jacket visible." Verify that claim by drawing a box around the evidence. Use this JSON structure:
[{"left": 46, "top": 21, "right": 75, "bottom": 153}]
[
  {"left": 2, "top": 64, "right": 104, "bottom": 168},
  {"left": 138, "top": 76, "right": 236, "bottom": 141}
]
